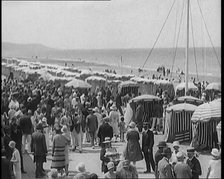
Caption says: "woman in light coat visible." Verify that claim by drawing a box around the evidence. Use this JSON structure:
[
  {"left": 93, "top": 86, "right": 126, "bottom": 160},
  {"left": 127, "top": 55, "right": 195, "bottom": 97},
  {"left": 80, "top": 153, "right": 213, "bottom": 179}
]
[{"left": 9, "top": 140, "right": 22, "bottom": 179}]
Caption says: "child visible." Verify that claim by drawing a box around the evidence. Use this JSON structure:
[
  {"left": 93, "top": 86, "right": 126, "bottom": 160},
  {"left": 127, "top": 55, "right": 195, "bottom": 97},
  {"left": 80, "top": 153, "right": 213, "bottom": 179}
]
[{"left": 118, "top": 116, "right": 126, "bottom": 142}]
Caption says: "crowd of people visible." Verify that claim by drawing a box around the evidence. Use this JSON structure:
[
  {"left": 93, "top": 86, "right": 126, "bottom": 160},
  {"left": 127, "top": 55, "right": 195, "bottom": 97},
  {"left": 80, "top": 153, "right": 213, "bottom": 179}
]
[{"left": 1, "top": 73, "right": 221, "bottom": 179}]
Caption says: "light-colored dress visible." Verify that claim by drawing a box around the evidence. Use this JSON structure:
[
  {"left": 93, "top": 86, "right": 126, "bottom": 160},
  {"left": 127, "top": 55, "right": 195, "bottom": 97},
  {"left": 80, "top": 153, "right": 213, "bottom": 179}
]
[
  {"left": 109, "top": 111, "right": 119, "bottom": 136},
  {"left": 62, "top": 132, "right": 71, "bottom": 165},
  {"left": 207, "top": 158, "right": 221, "bottom": 178},
  {"left": 11, "top": 148, "right": 22, "bottom": 179}
]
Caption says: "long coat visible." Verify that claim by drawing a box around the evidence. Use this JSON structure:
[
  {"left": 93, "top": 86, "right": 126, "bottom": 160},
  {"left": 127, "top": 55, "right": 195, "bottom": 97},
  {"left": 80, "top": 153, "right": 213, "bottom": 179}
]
[
  {"left": 31, "top": 130, "right": 47, "bottom": 163},
  {"left": 124, "top": 129, "right": 143, "bottom": 162},
  {"left": 186, "top": 156, "right": 202, "bottom": 179},
  {"left": 97, "top": 122, "right": 113, "bottom": 146}
]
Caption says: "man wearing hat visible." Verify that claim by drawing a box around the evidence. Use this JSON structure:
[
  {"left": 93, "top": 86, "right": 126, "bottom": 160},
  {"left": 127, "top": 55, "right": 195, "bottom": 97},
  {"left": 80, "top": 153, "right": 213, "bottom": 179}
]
[
  {"left": 97, "top": 117, "right": 113, "bottom": 147},
  {"left": 174, "top": 151, "right": 192, "bottom": 179},
  {"left": 154, "top": 141, "right": 167, "bottom": 179},
  {"left": 31, "top": 123, "right": 47, "bottom": 178},
  {"left": 86, "top": 109, "right": 98, "bottom": 149},
  {"left": 104, "top": 162, "right": 116, "bottom": 178},
  {"left": 134, "top": 100, "right": 144, "bottom": 132},
  {"left": 186, "top": 147, "right": 201, "bottom": 179},
  {"left": 116, "top": 159, "right": 138, "bottom": 179},
  {"left": 158, "top": 147, "right": 174, "bottom": 178},
  {"left": 142, "top": 122, "right": 155, "bottom": 173}
]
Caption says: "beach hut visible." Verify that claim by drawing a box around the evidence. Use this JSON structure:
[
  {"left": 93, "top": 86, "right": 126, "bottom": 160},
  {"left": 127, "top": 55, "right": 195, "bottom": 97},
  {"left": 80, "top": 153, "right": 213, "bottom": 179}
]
[
  {"left": 205, "top": 82, "right": 221, "bottom": 101},
  {"left": 175, "top": 82, "right": 198, "bottom": 97},
  {"left": 118, "top": 81, "right": 139, "bottom": 96},
  {"left": 164, "top": 103, "right": 197, "bottom": 143},
  {"left": 191, "top": 98, "right": 221, "bottom": 150},
  {"left": 85, "top": 76, "right": 107, "bottom": 94},
  {"left": 65, "top": 78, "right": 91, "bottom": 89},
  {"left": 176, "top": 96, "right": 203, "bottom": 106},
  {"left": 154, "top": 80, "right": 175, "bottom": 99},
  {"left": 124, "top": 94, "right": 163, "bottom": 128},
  {"left": 216, "top": 121, "right": 221, "bottom": 146}
]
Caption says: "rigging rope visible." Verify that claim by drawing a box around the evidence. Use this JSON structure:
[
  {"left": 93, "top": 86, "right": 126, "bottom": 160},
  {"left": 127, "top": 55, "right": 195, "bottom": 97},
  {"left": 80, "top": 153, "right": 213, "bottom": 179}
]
[
  {"left": 189, "top": 1, "right": 199, "bottom": 81},
  {"left": 141, "top": 0, "right": 176, "bottom": 69},
  {"left": 196, "top": 0, "right": 221, "bottom": 67},
  {"left": 170, "top": 0, "right": 185, "bottom": 80}
]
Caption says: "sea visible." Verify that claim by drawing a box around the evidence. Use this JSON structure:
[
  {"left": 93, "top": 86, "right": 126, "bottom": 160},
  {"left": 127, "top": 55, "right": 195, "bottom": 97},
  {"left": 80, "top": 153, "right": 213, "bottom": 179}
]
[{"left": 6, "top": 47, "right": 221, "bottom": 82}]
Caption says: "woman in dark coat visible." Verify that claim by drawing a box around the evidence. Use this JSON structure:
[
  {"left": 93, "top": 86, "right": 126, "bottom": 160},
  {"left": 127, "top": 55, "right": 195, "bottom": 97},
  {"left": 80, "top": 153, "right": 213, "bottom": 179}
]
[{"left": 124, "top": 122, "right": 143, "bottom": 166}]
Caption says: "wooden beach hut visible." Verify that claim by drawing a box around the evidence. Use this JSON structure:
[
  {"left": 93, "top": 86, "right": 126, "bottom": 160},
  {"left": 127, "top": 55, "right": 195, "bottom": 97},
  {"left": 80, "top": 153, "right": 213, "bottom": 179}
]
[
  {"left": 175, "top": 82, "right": 198, "bottom": 97},
  {"left": 164, "top": 103, "right": 197, "bottom": 143},
  {"left": 85, "top": 76, "right": 106, "bottom": 94},
  {"left": 118, "top": 81, "right": 139, "bottom": 96},
  {"left": 191, "top": 98, "right": 221, "bottom": 150},
  {"left": 124, "top": 94, "right": 163, "bottom": 130}
]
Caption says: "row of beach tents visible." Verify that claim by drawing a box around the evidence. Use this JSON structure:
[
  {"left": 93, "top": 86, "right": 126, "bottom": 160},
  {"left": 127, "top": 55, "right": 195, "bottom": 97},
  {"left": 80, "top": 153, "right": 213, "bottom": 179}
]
[{"left": 124, "top": 94, "right": 221, "bottom": 151}]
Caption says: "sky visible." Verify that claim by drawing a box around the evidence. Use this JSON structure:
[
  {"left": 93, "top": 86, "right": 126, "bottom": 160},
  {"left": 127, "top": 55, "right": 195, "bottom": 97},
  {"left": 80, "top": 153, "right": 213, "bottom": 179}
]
[{"left": 2, "top": 0, "right": 221, "bottom": 49}]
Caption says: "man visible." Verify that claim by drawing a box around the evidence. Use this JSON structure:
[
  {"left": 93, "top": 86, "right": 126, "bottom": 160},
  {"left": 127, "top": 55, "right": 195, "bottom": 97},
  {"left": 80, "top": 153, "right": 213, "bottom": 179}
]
[
  {"left": 174, "top": 151, "right": 192, "bottom": 179},
  {"left": 142, "top": 122, "right": 155, "bottom": 173},
  {"left": 115, "top": 91, "right": 123, "bottom": 116},
  {"left": 116, "top": 159, "right": 138, "bottom": 179},
  {"left": 154, "top": 141, "right": 167, "bottom": 179},
  {"left": 86, "top": 109, "right": 98, "bottom": 149},
  {"left": 97, "top": 117, "right": 113, "bottom": 147},
  {"left": 31, "top": 123, "right": 47, "bottom": 178},
  {"left": 158, "top": 147, "right": 174, "bottom": 178},
  {"left": 135, "top": 100, "right": 144, "bottom": 132},
  {"left": 1, "top": 149, "right": 12, "bottom": 179},
  {"left": 186, "top": 147, "right": 202, "bottom": 179},
  {"left": 19, "top": 110, "right": 33, "bottom": 153}
]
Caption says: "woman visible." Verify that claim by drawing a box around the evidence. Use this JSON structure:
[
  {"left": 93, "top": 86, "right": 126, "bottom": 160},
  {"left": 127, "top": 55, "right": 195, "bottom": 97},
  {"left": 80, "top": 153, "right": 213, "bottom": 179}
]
[
  {"left": 108, "top": 104, "right": 119, "bottom": 141},
  {"left": 206, "top": 148, "right": 221, "bottom": 179},
  {"left": 61, "top": 125, "right": 71, "bottom": 176},
  {"left": 9, "top": 141, "right": 21, "bottom": 179},
  {"left": 124, "top": 122, "right": 143, "bottom": 166},
  {"left": 51, "top": 125, "right": 67, "bottom": 176}
]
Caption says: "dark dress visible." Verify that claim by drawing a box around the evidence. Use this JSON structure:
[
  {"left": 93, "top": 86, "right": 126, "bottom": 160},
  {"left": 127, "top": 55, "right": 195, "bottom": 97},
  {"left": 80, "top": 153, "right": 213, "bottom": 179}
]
[
  {"left": 97, "top": 122, "right": 113, "bottom": 146},
  {"left": 124, "top": 129, "right": 143, "bottom": 162},
  {"left": 1, "top": 157, "right": 12, "bottom": 179}
]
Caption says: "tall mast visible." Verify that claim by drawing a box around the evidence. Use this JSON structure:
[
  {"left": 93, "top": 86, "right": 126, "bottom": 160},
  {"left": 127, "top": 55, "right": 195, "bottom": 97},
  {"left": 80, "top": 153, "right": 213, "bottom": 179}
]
[{"left": 185, "top": 0, "right": 190, "bottom": 95}]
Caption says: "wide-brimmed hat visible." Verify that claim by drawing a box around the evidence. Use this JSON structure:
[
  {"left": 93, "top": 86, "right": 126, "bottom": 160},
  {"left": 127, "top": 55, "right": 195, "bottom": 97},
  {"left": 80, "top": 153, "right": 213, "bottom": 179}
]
[
  {"left": 93, "top": 107, "right": 99, "bottom": 113},
  {"left": 104, "top": 117, "right": 110, "bottom": 123},
  {"left": 172, "top": 141, "right": 180, "bottom": 148},
  {"left": 107, "top": 162, "right": 114, "bottom": 170},
  {"left": 157, "top": 141, "right": 167, "bottom": 148},
  {"left": 103, "top": 137, "right": 111, "bottom": 144},
  {"left": 176, "top": 151, "right": 185, "bottom": 160},
  {"left": 110, "top": 104, "right": 117, "bottom": 110},
  {"left": 162, "top": 147, "right": 172, "bottom": 155},
  {"left": 128, "top": 122, "right": 136, "bottom": 128},
  {"left": 211, "top": 148, "right": 220, "bottom": 158},
  {"left": 61, "top": 125, "right": 68, "bottom": 133},
  {"left": 36, "top": 123, "right": 43, "bottom": 130},
  {"left": 76, "top": 162, "right": 86, "bottom": 172},
  {"left": 9, "top": 141, "right": 16, "bottom": 148}
]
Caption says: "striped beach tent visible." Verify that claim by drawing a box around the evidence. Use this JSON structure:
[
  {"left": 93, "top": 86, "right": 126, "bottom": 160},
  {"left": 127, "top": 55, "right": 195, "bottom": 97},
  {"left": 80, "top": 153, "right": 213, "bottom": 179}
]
[
  {"left": 118, "top": 81, "right": 139, "bottom": 96},
  {"left": 175, "top": 82, "right": 198, "bottom": 97},
  {"left": 164, "top": 103, "right": 197, "bottom": 143},
  {"left": 191, "top": 98, "right": 221, "bottom": 150},
  {"left": 176, "top": 96, "right": 203, "bottom": 106}
]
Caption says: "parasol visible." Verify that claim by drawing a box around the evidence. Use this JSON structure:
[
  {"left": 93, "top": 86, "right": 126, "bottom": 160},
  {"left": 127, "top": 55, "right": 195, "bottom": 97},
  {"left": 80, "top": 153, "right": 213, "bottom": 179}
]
[
  {"left": 131, "top": 94, "right": 161, "bottom": 102},
  {"left": 205, "top": 82, "right": 221, "bottom": 91},
  {"left": 65, "top": 78, "right": 91, "bottom": 89},
  {"left": 191, "top": 98, "right": 221, "bottom": 123}
]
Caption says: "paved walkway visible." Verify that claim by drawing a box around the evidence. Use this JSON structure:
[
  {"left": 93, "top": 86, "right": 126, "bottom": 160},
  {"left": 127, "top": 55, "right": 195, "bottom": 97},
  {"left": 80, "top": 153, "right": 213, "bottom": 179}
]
[{"left": 23, "top": 133, "right": 213, "bottom": 179}]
